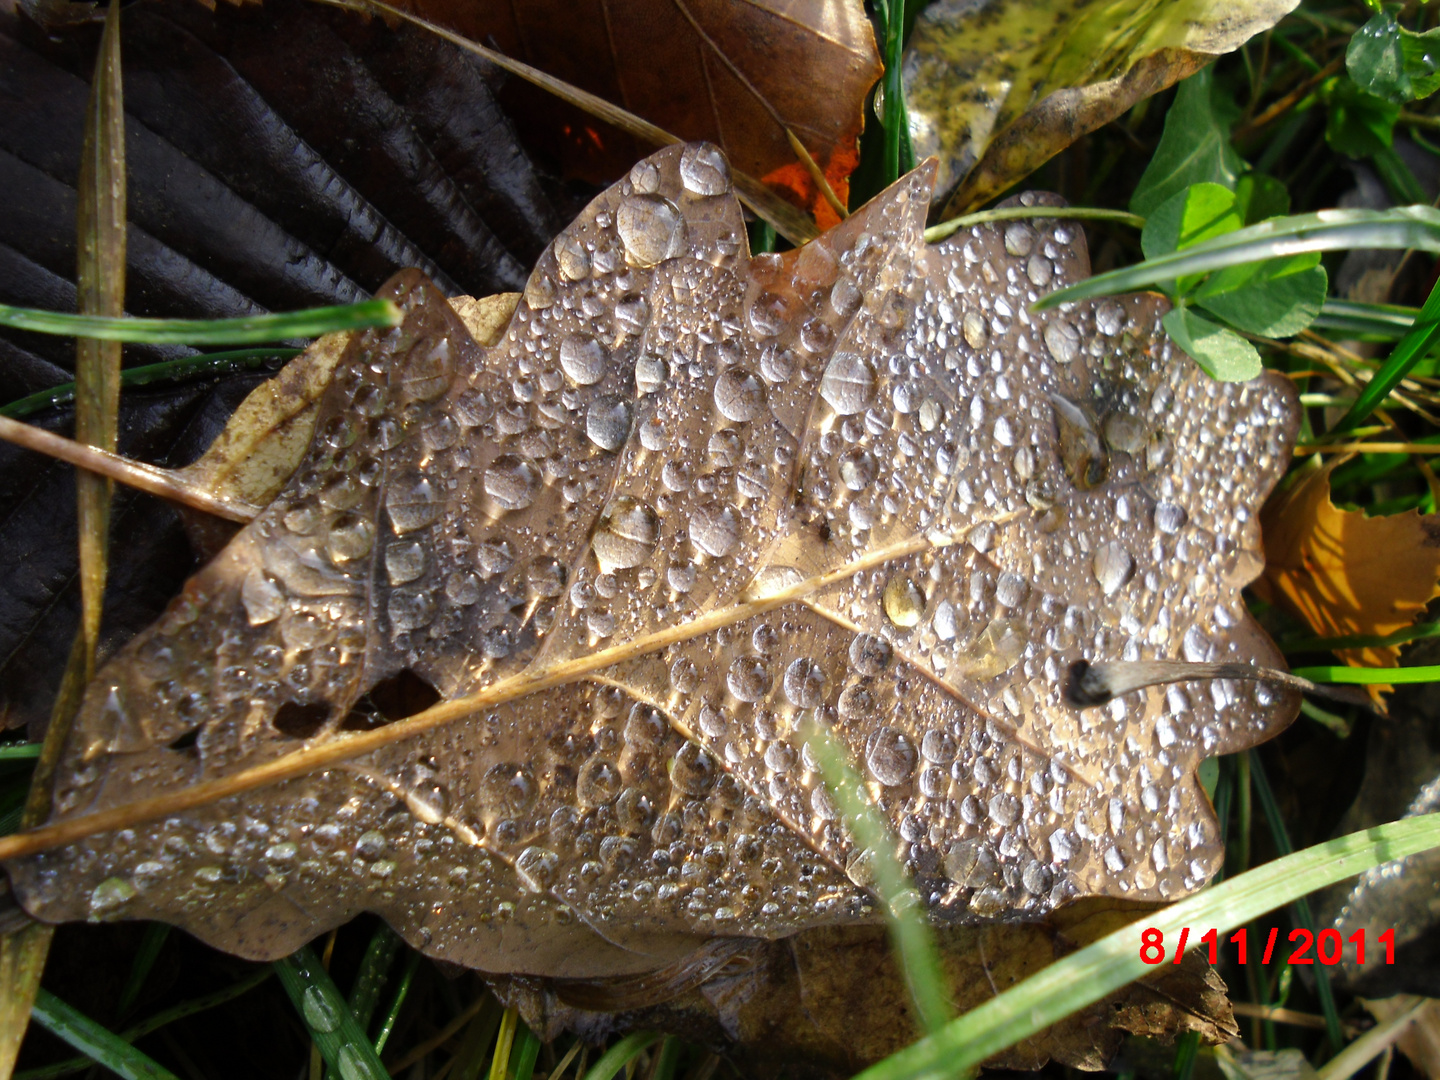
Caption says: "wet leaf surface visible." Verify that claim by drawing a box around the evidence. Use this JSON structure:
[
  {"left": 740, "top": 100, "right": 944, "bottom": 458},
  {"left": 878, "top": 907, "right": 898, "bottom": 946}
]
[{"left": 5, "top": 143, "right": 1298, "bottom": 1058}]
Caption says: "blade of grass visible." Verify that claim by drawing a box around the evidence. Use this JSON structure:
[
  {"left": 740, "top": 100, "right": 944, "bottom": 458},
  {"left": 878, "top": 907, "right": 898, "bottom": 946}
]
[
  {"left": 1312, "top": 299, "right": 1421, "bottom": 340},
  {"left": 30, "top": 990, "right": 178, "bottom": 1080},
  {"left": 878, "top": 0, "right": 910, "bottom": 185},
  {"left": 273, "top": 945, "right": 389, "bottom": 1080},
  {"left": 1333, "top": 275, "right": 1440, "bottom": 432},
  {"left": 0, "top": 5, "right": 126, "bottom": 1072},
  {"left": 117, "top": 924, "right": 171, "bottom": 1019},
  {"left": 804, "top": 727, "right": 951, "bottom": 1034},
  {"left": 1316, "top": 998, "right": 1429, "bottom": 1080},
  {"left": 1247, "top": 752, "right": 1343, "bottom": 1052},
  {"left": 1290, "top": 664, "right": 1440, "bottom": 684},
  {"left": 579, "top": 1034, "right": 660, "bottom": 1080},
  {"left": 511, "top": 1025, "right": 542, "bottom": 1080},
  {"left": 851, "top": 812, "right": 1440, "bottom": 1080},
  {"left": 0, "top": 745, "right": 40, "bottom": 762},
  {"left": 648, "top": 1037, "right": 681, "bottom": 1080},
  {"left": 486, "top": 1006, "right": 518, "bottom": 1080},
  {"left": 347, "top": 925, "right": 402, "bottom": 1036},
  {"left": 372, "top": 950, "right": 420, "bottom": 1055},
  {"left": 925, "top": 206, "right": 1146, "bottom": 244},
  {"left": 1033, "top": 205, "right": 1440, "bottom": 310},
  {"left": 1282, "top": 620, "right": 1440, "bottom": 653},
  {"left": 16, "top": 968, "right": 273, "bottom": 1080},
  {"left": 0, "top": 349, "right": 302, "bottom": 421},
  {"left": 0, "top": 300, "right": 399, "bottom": 346}
]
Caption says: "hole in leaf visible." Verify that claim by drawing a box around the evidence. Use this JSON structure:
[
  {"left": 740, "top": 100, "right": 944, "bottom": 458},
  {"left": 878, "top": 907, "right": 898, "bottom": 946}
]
[
  {"left": 272, "top": 701, "right": 332, "bottom": 740},
  {"left": 168, "top": 729, "right": 199, "bottom": 752},
  {"left": 339, "top": 669, "right": 440, "bottom": 731}
]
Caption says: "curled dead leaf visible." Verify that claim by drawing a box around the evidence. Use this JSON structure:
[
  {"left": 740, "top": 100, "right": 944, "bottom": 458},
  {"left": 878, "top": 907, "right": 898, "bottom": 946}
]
[
  {"left": 904, "top": 0, "right": 1302, "bottom": 216},
  {"left": 1256, "top": 460, "right": 1440, "bottom": 678},
  {"left": 3, "top": 146, "right": 1298, "bottom": 1052}
]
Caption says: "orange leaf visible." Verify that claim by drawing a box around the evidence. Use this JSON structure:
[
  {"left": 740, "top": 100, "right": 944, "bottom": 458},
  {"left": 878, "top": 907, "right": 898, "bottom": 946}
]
[{"left": 1257, "top": 462, "right": 1440, "bottom": 673}]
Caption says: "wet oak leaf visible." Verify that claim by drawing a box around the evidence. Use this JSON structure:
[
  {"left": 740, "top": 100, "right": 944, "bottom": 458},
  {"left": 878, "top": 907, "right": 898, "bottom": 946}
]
[
  {"left": 1256, "top": 461, "right": 1440, "bottom": 674},
  {"left": 6, "top": 147, "right": 1298, "bottom": 1027}
]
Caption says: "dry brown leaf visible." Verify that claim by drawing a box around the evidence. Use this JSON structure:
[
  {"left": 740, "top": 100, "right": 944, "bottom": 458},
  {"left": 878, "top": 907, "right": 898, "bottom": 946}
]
[
  {"left": 4, "top": 145, "right": 1299, "bottom": 1025},
  {"left": 1256, "top": 461, "right": 1440, "bottom": 671},
  {"left": 385, "top": 0, "right": 881, "bottom": 227},
  {"left": 1366, "top": 997, "right": 1440, "bottom": 1080}
]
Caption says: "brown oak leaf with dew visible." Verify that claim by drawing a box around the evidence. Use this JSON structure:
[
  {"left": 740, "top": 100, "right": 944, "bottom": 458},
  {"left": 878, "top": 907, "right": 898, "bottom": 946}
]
[{"left": 3, "top": 143, "right": 1298, "bottom": 1041}]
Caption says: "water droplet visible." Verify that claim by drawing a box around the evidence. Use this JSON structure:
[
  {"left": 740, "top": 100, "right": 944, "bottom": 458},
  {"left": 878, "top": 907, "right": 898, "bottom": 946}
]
[
  {"left": 726, "top": 656, "right": 772, "bottom": 702},
  {"left": 88, "top": 877, "right": 136, "bottom": 917},
  {"left": 669, "top": 657, "right": 699, "bottom": 694},
  {"left": 337, "top": 1044, "right": 384, "bottom": 1080},
  {"left": 302, "top": 985, "right": 342, "bottom": 1033},
  {"left": 714, "top": 368, "right": 765, "bottom": 422},
  {"left": 515, "top": 846, "right": 560, "bottom": 892},
  {"left": 1051, "top": 394, "right": 1108, "bottom": 490},
  {"left": 866, "top": 727, "right": 917, "bottom": 785},
  {"left": 617, "top": 194, "right": 685, "bottom": 267},
  {"left": 671, "top": 742, "right": 718, "bottom": 794},
  {"left": 388, "top": 589, "right": 435, "bottom": 632},
  {"left": 783, "top": 658, "right": 826, "bottom": 709},
  {"left": 577, "top": 757, "right": 621, "bottom": 807},
  {"left": 1044, "top": 319, "right": 1079, "bottom": 364},
  {"left": 1092, "top": 541, "right": 1134, "bottom": 596},
  {"left": 1003, "top": 223, "right": 1035, "bottom": 257},
  {"left": 559, "top": 335, "right": 608, "bottom": 386},
  {"left": 1155, "top": 502, "right": 1187, "bottom": 534},
  {"left": 586, "top": 395, "right": 633, "bottom": 451},
  {"left": 407, "top": 783, "right": 449, "bottom": 824},
  {"left": 679, "top": 143, "right": 730, "bottom": 196},
  {"left": 484, "top": 456, "right": 541, "bottom": 511},
  {"left": 883, "top": 576, "right": 925, "bottom": 628},
  {"left": 385, "top": 541, "right": 426, "bottom": 586},
  {"left": 820, "top": 352, "right": 876, "bottom": 415},
  {"left": 963, "top": 310, "right": 987, "bottom": 349},
  {"left": 849, "top": 633, "right": 892, "bottom": 675},
  {"left": 839, "top": 448, "right": 877, "bottom": 490},
  {"left": 1095, "top": 301, "right": 1125, "bottom": 336},
  {"left": 555, "top": 234, "right": 592, "bottom": 282},
  {"left": 242, "top": 568, "right": 285, "bottom": 626},
  {"left": 921, "top": 729, "right": 957, "bottom": 764},
  {"left": 593, "top": 497, "right": 660, "bottom": 570},
  {"left": 689, "top": 503, "right": 739, "bottom": 558}
]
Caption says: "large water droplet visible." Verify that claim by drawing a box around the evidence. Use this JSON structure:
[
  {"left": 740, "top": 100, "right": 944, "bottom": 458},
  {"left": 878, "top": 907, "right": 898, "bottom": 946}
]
[
  {"left": 820, "top": 352, "right": 875, "bottom": 415},
  {"left": 689, "top": 503, "right": 739, "bottom": 558},
  {"left": 242, "top": 568, "right": 285, "bottom": 626},
  {"left": 515, "top": 845, "right": 560, "bottom": 892},
  {"left": 714, "top": 368, "right": 765, "bottom": 422},
  {"left": 577, "top": 757, "right": 621, "bottom": 807},
  {"left": 726, "top": 656, "right": 772, "bottom": 702},
  {"left": 783, "top": 658, "right": 826, "bottom": 709},
  {"left": 866, "top": 727, "right": 917, "bottom": 785},
  {"left": 1051, "top": 394, "right": 1108, "bottom": 490},
  {"left": 559, "top": 335, "right": 608, "bottom": 386},
  {"left": 849, "top": 633, "right": 892, "bottom": 675},
  {"left": 883, "top": 576, "right": 925, "bottom": 628},
  {"left": 839, "top": 448, "right": 876, "bottom": 491},
  {"left": 88, "top": 877, "right": 136, "bottom": 917},
  {"left": 586, "top": 396, "right": 632, "bottom": 452},
  {"left": 1092, "top": 541, "right": 1134, "bottom": 596},
  {"left": 386, "top": 473, "right": 442, "bottom": 533},
  {"left": 671, "top": 742, "right": 718, "bottom": 794},
  {"left": 1043, "top": 319, "right": 1079, "bottom": 364},
  {"left": 302, "top": 985, "right": 342, "bottom": 1033},
  {"left": 679, "top": 143, "right": 730, "bottom": 196},
  {"left": 593, "top": 498, "right": 660, "bottom": 570},
  {"left": 617, "top": 194, "right": 684, "bottom": 267},
  {"left": 337, "top": 1043, "right": 385, "bottom": 1080},
  {"left": 484, "top": 456, "right": 541, "bottom": 511}
]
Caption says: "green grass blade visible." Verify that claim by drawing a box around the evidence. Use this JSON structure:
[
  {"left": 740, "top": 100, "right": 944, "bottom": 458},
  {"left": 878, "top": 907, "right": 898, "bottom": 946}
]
[
  {"left": 273, "top": 945, "right": 388, "bottom": 1080},
  {"left": 851, "top": 813, "right": 1440, "bottom": 1080},
  {"left": 0, "top": 349, "right": 301, "bottom": 420},
  {"left": 805, "top": 727, "right": 951, "bottom": 1034},
  {"left": 0, "top": 300, "right": 400, "bottom": 345},
  {"left": 30, "top": 989, "right": 179, "bottom": 1080},
  {"left": 1248, "top": 752, "right": 1344, "bottom": 1051},
  {"left": 1032, "top": 205, "right": 1440, "bottom": 310},
  {"left": 1333, "top": 274, "right": 1440, "bottom": 432},
  {"left": 579, "top": 1032, "right": 660, "bottom": 1080},
  {"left": 512, "top": 1024, "right": 542, "bottom": 1080},
  {"left": 346, "top": 924, "right": 402, "bottom": 1035},
  {"left": 1312, "top": 298, "right": 1420, "bottom": 339},
  {"left": 924, "top": 206, "right": 1146, "bottom": 245},
  {"left": 373, "top": 949, "right": 420, "bottom": 1054},
  {"left": 1291, "top": 664, "right": 1440, "bottom": 684},
  {"left": 116, "top": 924, "right": 170, "bottom": 1018},
  {"left": 0, "top": 745, "right": 41, "bottom": 761}
]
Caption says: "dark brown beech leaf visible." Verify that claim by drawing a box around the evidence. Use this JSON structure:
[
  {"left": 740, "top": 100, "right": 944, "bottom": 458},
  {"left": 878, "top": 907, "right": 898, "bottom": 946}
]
[
  {"left": 6, "top": 145, "right": 1299, "bottom": 1006},
  {"left": 0, "top": 0, "right": 569, "bottom": 731}
]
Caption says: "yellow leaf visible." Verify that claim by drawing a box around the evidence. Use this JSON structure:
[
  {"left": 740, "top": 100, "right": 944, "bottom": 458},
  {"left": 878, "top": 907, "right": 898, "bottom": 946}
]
[{"left": 1257, "top": 462, "right": 1440, "bottom": 674}]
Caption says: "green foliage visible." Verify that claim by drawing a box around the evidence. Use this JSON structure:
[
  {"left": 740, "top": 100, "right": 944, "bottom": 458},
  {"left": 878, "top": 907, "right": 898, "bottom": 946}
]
[
  {"left": 1130, "top": 68, "right": 1242, "bottom": 218},
  {"left": 1161, "top": 306, "right": 1262, "bottom": 381},
  {"left": 1324, "top": 76, "right": 1399, "bottom": 156},
  {"left": 1347, "top": 7, "right": 1440, "bottom": 102}
]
